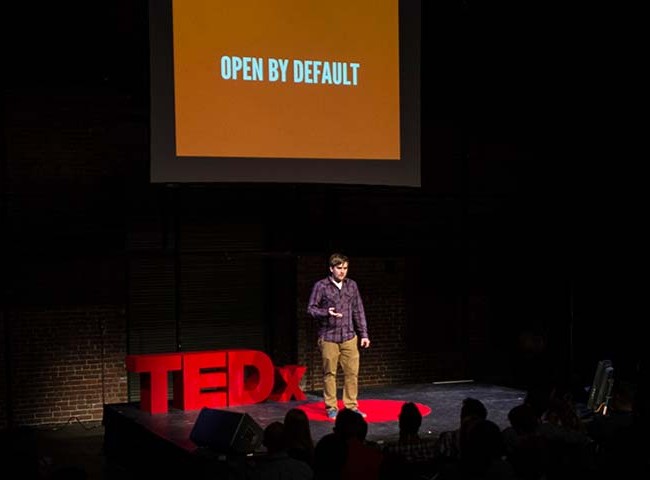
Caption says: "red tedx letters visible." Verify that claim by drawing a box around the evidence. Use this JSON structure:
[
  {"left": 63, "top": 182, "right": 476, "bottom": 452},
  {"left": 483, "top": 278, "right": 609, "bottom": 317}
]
[{"left": 125, "top": 349, "right": 306, "bottom": 414}]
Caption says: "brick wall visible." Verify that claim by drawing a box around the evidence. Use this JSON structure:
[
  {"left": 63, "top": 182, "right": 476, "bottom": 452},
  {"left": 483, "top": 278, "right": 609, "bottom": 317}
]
[
  {"left": 0, "top": 307, "right": 127, "bottom": 428},
  {"left": 1, "top": 89, "right": 138, "bottom": 428},
  {"left": 296, "top": 255, "right": 475, "bottom": 394}
]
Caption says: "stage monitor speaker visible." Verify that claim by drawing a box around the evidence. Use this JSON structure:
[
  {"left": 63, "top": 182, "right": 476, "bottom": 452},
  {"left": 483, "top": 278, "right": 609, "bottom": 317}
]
[{"left": 190, "top": 408, "right": 264, "bottom": 454}]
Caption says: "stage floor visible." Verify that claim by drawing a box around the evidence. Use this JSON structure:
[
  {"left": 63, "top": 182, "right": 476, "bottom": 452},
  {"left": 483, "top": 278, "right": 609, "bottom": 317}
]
[{"left": 103, "top": 381, "right": 527, "bottom": 477}]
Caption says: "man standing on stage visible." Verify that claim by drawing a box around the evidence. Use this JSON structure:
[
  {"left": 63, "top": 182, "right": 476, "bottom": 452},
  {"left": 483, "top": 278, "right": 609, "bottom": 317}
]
[{"left": 307, "top": 253, "right": 370, "bottom": 420}]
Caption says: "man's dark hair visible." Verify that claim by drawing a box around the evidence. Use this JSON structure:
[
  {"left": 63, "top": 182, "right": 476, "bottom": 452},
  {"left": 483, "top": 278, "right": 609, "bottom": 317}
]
[{"left": 329, "top": 253, "right": 349, "bottom": 267}]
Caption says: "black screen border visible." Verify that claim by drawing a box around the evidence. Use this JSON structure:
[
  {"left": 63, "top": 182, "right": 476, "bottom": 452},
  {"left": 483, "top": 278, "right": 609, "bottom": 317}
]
[{"left": 149, "top": 0, "right": 421, "bottom": 187}]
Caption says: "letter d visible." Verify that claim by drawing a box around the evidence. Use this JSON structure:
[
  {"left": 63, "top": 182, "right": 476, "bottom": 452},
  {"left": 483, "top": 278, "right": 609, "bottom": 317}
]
[{"left": 293, "top": 60, "right": 304, "bottom": 83}]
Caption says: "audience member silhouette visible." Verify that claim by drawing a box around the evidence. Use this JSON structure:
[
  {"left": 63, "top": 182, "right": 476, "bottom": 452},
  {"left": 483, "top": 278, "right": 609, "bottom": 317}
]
[
  {"left": 433, "top": 397, "right": 488, "bottom": 464},
  {"left": 246, "top": 421, "right": 313, "bottom": 480},
  {"left": 534, "top": 384, "right": 596, "bottom": 480},
  {"left": 284, "top": 407, "right": 315, "bottom": 467},
  {"left": 382, "top": 401, "right": 437, "bottom": 479},
  {"left": 333, "top": 408, "right": 385, "bottom": 480},
  {"left": 437, "top": 418, "right": 516, "bottom": 480},
  {"left": 502, "top": 403, "right": 548, "bottom": 480},
  {"left": 313, "top": 432, "right": 347, "bottom": 480},
  {"left": 523, "top": 383, "right": 553, "bottom": 420},
  {"left": 543, "top": 385, "right": 586, "bottom": 433}
]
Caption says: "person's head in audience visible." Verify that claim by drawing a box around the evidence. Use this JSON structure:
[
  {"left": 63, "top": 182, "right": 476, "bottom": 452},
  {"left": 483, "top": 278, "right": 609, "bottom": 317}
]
[
  {"left": 508, "top": 403, "right": 540, "bottom": 434},
  {"left": 313, "top": 432, "right": 347, "bottom": 479},
  {"left": 545, "top": 390, "right": 584, "bottom": 431},
  {"left": 398, "top": 401, "right": 422, "bottom": 439},
  {"left": 262, "top": 421, "right": 287, "bottom": 454},
  {"left": 460, "top": 397, "right": 488, "bottom": 423},
  {"left": 334, "top": 408, "right": 367, "bottom": 441},
  {"left": 284, "top": 407, "right": 314, "bottom": 445},
  {"left": 283, "top": 407, "right": 314, "bottom": 463},
  {"left": 460, "top": 419, "right": 505, "bottom": 473}
]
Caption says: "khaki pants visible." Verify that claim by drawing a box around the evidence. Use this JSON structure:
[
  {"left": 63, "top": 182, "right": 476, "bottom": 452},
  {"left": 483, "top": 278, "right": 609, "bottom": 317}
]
[{"left": 319, "top": 336, "right": 360, "bottom": 410}]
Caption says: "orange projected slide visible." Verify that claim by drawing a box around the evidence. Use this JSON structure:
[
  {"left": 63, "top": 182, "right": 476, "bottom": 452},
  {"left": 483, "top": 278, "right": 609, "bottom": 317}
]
[{"left": 172, "top": 0, "right": 400, "bottom": 160}]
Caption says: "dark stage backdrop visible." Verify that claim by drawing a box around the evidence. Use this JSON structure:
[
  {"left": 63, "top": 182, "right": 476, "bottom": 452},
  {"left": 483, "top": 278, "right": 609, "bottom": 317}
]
[{"left": 1, "top": 2, "right": 634, "bottom": 428}]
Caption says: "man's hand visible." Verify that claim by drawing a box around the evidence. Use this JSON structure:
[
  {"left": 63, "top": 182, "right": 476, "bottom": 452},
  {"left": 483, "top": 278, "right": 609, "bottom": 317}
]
[
  {"left": 360, "top": 338, "right": 370, "bottom": 348},
  {"left": 328, "top": 307, "right": 343, "bottom": 318}
]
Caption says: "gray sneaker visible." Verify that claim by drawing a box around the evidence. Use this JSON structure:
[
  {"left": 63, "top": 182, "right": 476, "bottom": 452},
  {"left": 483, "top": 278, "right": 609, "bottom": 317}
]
[{"left": 349, "top": 408, "right": 367, "bottom": 418}]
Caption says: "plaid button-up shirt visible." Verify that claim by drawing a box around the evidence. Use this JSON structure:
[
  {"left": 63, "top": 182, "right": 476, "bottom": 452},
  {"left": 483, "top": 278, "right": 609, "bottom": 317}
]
[{"left": 307, "top": 276, "right": 368, "bottom": 343}]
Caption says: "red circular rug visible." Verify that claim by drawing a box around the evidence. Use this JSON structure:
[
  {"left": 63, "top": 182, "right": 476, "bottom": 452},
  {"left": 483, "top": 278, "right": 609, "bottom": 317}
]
[{"left": 297, "top": 399, "right": 431, "bottom": 423}]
